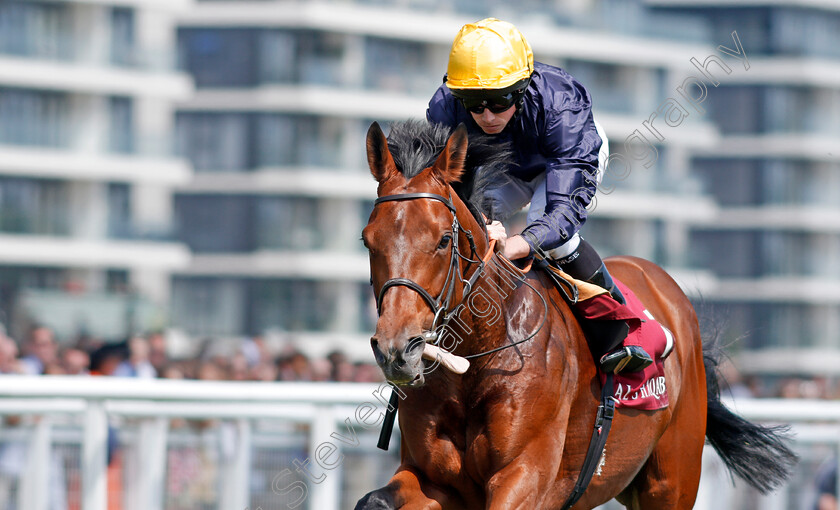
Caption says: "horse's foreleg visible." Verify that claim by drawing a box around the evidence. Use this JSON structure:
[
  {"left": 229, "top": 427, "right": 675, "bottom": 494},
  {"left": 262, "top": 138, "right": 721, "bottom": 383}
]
[
  {"left": 355, "top": 466, "right": 462, "bottom": 510},
  {"left": 484, "top": 458, "right": 548, "bottom": 510}
]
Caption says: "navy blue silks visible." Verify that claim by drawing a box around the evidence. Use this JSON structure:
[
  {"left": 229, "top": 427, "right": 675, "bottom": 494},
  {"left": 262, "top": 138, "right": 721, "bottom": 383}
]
[{"left": 427, "top": 62, "right": 602, "bottom": 252}]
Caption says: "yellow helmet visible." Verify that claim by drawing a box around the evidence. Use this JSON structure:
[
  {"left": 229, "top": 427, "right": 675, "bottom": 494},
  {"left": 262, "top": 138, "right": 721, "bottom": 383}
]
[{"left": 445, "top": 18, "right": 534, "bottom": 91}]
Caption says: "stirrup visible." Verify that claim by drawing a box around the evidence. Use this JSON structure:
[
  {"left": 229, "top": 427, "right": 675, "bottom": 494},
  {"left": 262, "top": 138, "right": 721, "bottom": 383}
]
[{"left": 600, "top": 346, "right": 653, "bottom": 374}]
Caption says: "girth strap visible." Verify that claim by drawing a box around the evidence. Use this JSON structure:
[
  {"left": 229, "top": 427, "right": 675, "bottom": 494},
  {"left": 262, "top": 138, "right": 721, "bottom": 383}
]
[{"left": 561, "top": 373, "right": 616, "bottom": 509}]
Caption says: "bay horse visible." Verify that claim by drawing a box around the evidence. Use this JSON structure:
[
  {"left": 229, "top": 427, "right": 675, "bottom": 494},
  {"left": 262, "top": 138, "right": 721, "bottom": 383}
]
[{"left": 356, "top": 120, "right": 795, "bottom": 510}]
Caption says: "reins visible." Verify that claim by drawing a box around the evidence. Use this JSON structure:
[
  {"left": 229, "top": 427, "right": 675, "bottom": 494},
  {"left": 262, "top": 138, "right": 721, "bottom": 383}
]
[{"left": 463, "top": 249, "right": 548, "bottom": 360}]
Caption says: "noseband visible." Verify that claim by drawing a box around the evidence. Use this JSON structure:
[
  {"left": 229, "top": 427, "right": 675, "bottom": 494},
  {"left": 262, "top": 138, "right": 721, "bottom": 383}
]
[{"left": 373, "top": 192, "right": 484, "bottom": 334}]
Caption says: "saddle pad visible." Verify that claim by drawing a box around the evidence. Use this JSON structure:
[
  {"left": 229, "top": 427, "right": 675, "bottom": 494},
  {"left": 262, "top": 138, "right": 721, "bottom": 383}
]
[{"left": 577, "top": 278, "right": 673, "bottom": 411}]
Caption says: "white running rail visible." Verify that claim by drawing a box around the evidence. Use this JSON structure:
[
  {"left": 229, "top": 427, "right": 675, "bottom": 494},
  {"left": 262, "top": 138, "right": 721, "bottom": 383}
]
[{"left": 0, "top": 376, "right": 834, "bottom": 510}]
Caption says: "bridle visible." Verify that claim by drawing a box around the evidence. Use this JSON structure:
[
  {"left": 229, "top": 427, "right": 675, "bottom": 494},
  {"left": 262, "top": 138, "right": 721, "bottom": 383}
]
[
  {"left": 372, "top": 191, "right": 548, "bottom": 360},
  {"left": 373, "top": 192, "right": 483, "bottom": 333}
]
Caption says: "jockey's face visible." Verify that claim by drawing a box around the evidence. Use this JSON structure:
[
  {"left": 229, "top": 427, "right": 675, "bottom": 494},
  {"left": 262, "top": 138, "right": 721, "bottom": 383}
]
[{"left": 470, "top": 105, "right": 516, "bottom": 134}]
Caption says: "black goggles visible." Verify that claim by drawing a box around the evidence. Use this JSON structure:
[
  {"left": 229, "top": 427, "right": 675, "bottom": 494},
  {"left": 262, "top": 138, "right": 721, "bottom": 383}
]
[
  {"left": 461, "top": 99, "right": 515, "bottom": 114},
  {"left": 455, "top": 86, "right": 527, "bottom": 115}
]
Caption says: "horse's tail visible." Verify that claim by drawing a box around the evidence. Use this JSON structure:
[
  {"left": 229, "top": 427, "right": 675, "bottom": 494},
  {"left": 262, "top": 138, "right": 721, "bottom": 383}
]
[{"left": 703, "top": 347, "right": 798, "bottom": 494}]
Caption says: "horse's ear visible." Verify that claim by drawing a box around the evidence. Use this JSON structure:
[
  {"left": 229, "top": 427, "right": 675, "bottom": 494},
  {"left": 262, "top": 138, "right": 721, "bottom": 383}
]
[
  {"left": 366, "top": 122, "right": 397, "bottom": 183},
  {"left": 433, "top": 123, "right": 468, "bottom": 183}
]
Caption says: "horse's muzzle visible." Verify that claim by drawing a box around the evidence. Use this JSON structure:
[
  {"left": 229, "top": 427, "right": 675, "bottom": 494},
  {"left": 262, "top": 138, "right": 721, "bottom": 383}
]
[{"left": 370, "top": 336, "right": 426, "bottom": 387}]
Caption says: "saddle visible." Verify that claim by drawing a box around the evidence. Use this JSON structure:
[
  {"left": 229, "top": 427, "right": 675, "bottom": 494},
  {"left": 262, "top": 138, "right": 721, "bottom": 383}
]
[{"left": 531, "top": 256, "right": 674, "bottom": 411}]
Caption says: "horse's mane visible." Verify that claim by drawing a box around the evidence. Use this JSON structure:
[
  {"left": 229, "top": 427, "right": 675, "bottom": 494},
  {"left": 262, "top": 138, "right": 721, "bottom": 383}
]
[{"left": 386, "top": 120, "right": 514, "bottom": 219}]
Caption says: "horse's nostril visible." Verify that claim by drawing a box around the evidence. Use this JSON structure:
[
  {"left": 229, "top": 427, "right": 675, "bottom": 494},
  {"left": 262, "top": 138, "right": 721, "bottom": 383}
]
[{"left": 370, "top": 338, "right": 386, "bottom": 365}]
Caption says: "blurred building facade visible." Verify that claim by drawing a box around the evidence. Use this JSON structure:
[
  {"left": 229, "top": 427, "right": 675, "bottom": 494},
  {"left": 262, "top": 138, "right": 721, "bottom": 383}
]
[
  {"left": 0, "top": 0, "right": 192, "bottom": 339},
  {"left": 648, "top": 0, "right": 840, "bottom": 374},
  {"left": 172, "top": 0, "right": 720, "bottom": 360},
  {"left": 1, "top": 0, "right": 838, "bottom": 370}
]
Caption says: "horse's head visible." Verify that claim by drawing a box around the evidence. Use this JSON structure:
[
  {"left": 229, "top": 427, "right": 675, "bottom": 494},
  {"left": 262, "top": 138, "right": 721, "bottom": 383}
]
[{"left": 363, "top": 122, "right": 479, "bottom": 386}]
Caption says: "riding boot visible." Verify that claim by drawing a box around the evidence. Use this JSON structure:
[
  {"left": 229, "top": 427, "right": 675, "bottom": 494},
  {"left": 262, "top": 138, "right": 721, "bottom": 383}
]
[{"left": 554, "top": 239, "right": 653, "bottom": 374}]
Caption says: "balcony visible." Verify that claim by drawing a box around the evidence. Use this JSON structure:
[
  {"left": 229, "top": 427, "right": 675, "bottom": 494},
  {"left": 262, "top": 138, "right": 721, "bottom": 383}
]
[
  {"left": 180, "top": 1, "right": 713, "bottom": 68},
  {"left": 178, "top": 169, "right": 376, "bottom": 199},
  {"left": 0, "top": 144, "right": 192, "bottom": 184},
  {"left": 705, "top": 276, "right": 840, "bottom": 304},
  {"left": 694, "top": 206, "right": 840, "bottom": 233},
  {"left": 179, "top": 85, "right": 426, "bottom": 119},
  {"left": 0, "top": 55, "right": 193, "bottom": 99},
  {"left": 0, "top": 233, "right": 190, "bottom": 270},
  {"left": 181, "top": 250, "right": 369, "bottom": 281},
  {"left": 694, "top": 133, "right": 840, "bottom": 162}
]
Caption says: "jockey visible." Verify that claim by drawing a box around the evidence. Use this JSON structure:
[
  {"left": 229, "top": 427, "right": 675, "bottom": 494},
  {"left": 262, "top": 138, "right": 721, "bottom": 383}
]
[{"left": 426, "top": 17, "right": 652, "bottom": 374}]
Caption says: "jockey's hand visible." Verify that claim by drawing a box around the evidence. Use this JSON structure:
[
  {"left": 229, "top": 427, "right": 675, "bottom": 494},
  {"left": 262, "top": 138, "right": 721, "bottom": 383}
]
[
  {"left": 486, "top": 221, "right": 507, "bottom": 251},
  {"left": 487, "top": 222, "right": 531, "bottom": 260}
]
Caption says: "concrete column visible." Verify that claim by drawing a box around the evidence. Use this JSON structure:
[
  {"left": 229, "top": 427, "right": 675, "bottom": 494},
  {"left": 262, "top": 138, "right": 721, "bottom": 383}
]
[
  {"left": 331, "top": 282, "right": 361, "bottom": 332},
  {"left": 134, "top": 9, "right": 180, "bottom": 156},
  {"left": 341, "top": 35, "right": 365, "bottom": 89},
  {"left": 134, "top": 9, "right": 177, "bottom": 70},
  {"left": 341, "top": 119, "right": 364, "bottom": 172},
  {"left": 320, "top": 198, "right": 361, "bottom": 252},
  {"left": 663, "top": 220, "right": 688, "bottom": 267},
  {"left": 68, "top": 182, "right": 108, "bottom": 239},
  {"left": 68, "top": 95, "right": 109, "bottom": 154},
  {"left": 131, "top": 184, "right": 173, "bottom": 235},
  {"left": 70, "top": 4, "right": 110, "bottom": 65}
]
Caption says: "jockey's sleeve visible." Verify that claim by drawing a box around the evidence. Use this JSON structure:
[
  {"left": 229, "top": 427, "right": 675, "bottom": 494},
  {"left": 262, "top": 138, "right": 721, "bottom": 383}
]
[
  {"left": 426, "top": 85, "right": 458, "bottom": 126},
  {"left": 520, "top": 104, "right": 601, "bottom": 253}
]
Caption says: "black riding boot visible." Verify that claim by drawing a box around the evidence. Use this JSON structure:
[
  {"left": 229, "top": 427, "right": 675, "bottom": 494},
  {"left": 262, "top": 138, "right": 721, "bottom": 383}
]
[{"left": 554, "top": 239, "right": 652, "bottom": 374}]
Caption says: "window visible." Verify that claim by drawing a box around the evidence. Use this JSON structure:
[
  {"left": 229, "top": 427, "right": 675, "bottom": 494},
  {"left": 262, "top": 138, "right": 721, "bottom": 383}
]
[
  {"left": 171, "top": 277, "right": 246, "bottom": 336},
  {"left": 708, "top": 86, "right": 763, "bottom": 134},
  {"left": 0, "top": 177, "right": 68, "bottom": 235},
  {"left": 177, "top": 113, "right": 250, "bottom": 171},
  {"left": 763, "top": 86, "right": 813, "bottom": 134},
  {"left": 179, "top": 29, "right": 257, "bottom": 87},
  {"left": 564, "top": 60, "right": 634, "bottom": 114},
  {"left": 364, "top": 37, "right": 436, "bottom": 95},
  {"left": 111, "top": 7, "right": 135, "bottom": 67},
  {"left": 256, "top": 114, "right": 296, "bottom": 167},
  {"left": 297, "top": 31, "right": 344, "bottom": 86},
  {"left": 255, "top": 196, "right": 322, "bottom": 251},
  {"left": 258, "top": 30, "right": 297, "bottom": 84},
  {"left": 247, "top": 279, "right": 335, "bottom": 334},
  {"left": 175, "top": 195, "right": 254, "bottom": 252},
  {"left": 0, "top": 2, "right": 70, "bottom": 61},
  {"left": 107, "top": 183, "right": 131, "bottom": 238},
  {"left": 109, "top": 97, "right": 133, "bottom": 153},
  {"left": 0, "top": 88, "right": 68, "bottom": 148},
  {"left": 770, "top": 8, "right": 840, "bottom": 59},
  {"left": 689, "top": 230, "right": 761, "bottom": 278}
]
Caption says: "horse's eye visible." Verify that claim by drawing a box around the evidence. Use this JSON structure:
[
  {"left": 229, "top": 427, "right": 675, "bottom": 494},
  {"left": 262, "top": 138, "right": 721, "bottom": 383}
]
[{"left": 437, "top": 234, "right": 452, "bottom": 250}]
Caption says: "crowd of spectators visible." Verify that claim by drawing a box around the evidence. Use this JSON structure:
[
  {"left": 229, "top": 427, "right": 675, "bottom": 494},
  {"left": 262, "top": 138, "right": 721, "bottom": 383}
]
[{"left": 0, "top": 323, "right": 384, "bottom": 383}]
